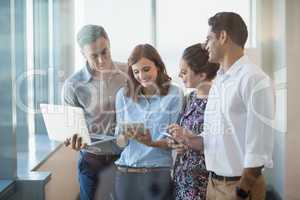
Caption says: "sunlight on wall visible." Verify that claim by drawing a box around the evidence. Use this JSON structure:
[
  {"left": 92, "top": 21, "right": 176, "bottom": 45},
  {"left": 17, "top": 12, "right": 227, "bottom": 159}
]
[
  {"left": 157, "top": 0, "right": 250, "bottom": 85},
  {"left": 74, "top": 0, "right": 152, "bottom": 72},
  {"left": 26, "top": 0, "right": 35, "bottom": 139},
  {"left": 74, "top": 0, "right": 250, "bottom": 87}
]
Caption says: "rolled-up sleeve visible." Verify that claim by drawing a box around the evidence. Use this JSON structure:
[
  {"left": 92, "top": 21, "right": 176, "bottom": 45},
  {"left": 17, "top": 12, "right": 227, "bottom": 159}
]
[
  {"left": 151, "top": 86, "right": 184, "bottom": 140},
  {"left": 168, "top": 88, "right": 184, "bottom": 124},
  {"left": 61, "top": 81, "right": 79, "bottom": 106},
  {"left": 114, "top": 88, "right": 125, "bottom": 136},
  {"left": 242, "top": 73, "right": 275, "bottom": 168}
]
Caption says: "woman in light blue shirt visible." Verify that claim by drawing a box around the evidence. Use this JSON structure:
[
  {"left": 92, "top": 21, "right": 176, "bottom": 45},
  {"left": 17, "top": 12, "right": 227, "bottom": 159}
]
[{"left": 114, "top": 44, "right": 183, "bottom": 200}]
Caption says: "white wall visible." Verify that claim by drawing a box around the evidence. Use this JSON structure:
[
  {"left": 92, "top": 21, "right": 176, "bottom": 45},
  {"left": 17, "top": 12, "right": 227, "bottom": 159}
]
[
  {"left": 285, "top": 0, "right": 300, "bottom": 199},
  {"left": 36, "top": 146, "right": 79, "bottom": 200},
  {"left": 262, "top": 0, "right": 285, "bottom": 198},
  {"left": 75, "top": 0, "right": 251, "bottom": 88},
  {"left": 255, "top": 0, "right": 300, "bottom": 199},
  {"left": 156, "top": 0, "right": 250, "bottom": 85},
  {"left": 254, "top": 0, "right": 286, "bottom": 199},
  {"left": 74, "top": 0, "right": 152, "bottom": 71}
]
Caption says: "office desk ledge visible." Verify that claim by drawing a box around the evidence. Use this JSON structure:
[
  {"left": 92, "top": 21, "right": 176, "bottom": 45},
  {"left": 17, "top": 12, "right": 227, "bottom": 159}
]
[
  {"left": 0, "top": 180, "right": 16, "bottom": 200},
  {"left": 17, "top": 134, "right": 62, "bottom": 176}
]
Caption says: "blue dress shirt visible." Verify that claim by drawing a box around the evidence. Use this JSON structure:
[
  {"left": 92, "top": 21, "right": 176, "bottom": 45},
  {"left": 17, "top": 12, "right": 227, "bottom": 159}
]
[{"left": 114, "top": 84, "right": 184, "bottom": 168}]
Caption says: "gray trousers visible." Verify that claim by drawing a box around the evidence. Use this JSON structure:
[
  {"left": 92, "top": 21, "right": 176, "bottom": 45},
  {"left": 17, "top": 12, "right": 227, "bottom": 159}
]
[{"left": 114, "top": 169, "right": 174, "bottom": 200}]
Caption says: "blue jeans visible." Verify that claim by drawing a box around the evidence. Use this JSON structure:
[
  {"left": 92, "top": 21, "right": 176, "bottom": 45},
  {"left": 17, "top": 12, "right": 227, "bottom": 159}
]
[
  {"left": 78, "top": 152, "right": 118, "bottom": 200},
  {"left": 115, "top": 169, "right": 174, "bottom": 200}
]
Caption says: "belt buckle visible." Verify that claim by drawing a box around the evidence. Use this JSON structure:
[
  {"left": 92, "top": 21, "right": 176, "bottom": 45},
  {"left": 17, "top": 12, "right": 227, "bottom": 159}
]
[
  {"left": 118, "top": 166, "right": 127, "bottom": 173},
  {"left": 142, "top": 168, "right": 148, "bottom": 173},
  {"left": 132, "top": 168, "right": 146, "bottom": 173}
]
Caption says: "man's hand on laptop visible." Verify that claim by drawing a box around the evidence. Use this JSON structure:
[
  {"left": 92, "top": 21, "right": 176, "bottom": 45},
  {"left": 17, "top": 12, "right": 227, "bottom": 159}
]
[{"left": 64, "top": 134, "right": 87, "bottom": 151}]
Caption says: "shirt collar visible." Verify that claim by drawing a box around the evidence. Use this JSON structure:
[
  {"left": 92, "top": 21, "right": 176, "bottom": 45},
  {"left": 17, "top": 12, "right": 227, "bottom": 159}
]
[
  {"left": 217, "top": 55, "right": 249, "bottom": 78},
  {"left": 82, "top": 62, "right": 93, "bottom": 83},
  {"left": 136, "top": 88, "right": 162, "bottom": 102},
  {"left": 82, "top": 62, "right": 121, "bottom": 83}
]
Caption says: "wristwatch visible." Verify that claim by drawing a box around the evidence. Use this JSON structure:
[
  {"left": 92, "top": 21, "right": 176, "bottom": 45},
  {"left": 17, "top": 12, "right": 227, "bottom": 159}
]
[{"left": 236, "top": 186, "right": 249, "bottom": 199}]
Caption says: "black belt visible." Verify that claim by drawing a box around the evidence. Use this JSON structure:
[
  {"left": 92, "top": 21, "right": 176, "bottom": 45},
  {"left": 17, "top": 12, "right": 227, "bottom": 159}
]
[
  {"left": 83, "top": 152, "right": 119, "bottom": 165},
  {"left": 210, "top": 171, "right": 241, "bottom": 182}
]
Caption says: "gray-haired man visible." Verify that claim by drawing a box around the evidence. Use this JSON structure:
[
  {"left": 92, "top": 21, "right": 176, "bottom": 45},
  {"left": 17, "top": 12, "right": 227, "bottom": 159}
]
[{"left": 62, "top": 25, "right": 127, "bottom": 200}]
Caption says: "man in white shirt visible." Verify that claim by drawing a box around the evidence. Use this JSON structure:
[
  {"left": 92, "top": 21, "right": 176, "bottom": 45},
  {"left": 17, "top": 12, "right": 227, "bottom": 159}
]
[{"left": 203, "top": 12, "right": 275, "bottom": 200}]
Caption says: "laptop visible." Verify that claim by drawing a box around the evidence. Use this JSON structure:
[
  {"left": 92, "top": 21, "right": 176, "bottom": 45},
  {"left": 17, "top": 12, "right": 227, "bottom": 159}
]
[{"left": 40, "top": 104, "right": 117, "bottom": 149}]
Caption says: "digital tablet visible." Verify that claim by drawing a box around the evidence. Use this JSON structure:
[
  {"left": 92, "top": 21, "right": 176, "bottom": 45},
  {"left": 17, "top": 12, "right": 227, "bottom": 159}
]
[{"left": 120, "top": 122, "right": 146, "bottom": 134}]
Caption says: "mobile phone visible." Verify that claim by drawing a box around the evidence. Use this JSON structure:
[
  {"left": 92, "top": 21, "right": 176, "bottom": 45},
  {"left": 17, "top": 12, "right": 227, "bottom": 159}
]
[{"left": 160, "top": 132, "right": 179, "bottom": 144}]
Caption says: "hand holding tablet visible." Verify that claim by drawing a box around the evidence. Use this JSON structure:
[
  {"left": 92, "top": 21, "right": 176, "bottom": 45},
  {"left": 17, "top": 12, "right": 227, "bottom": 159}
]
[
  {"left": 118, "top": 122, "right": 157, "bottom": 147},
  {"left": 120, "top": 122, "right": 146, "bottom": 138}
]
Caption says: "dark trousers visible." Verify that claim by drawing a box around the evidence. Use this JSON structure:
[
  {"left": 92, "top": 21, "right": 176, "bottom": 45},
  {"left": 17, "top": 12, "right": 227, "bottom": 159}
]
[
  {"left": 115, "top": 169, "right": 174, "bottom": 200},
  {"left": 78, "top": 151, "right": 118, "bottom": 200}
]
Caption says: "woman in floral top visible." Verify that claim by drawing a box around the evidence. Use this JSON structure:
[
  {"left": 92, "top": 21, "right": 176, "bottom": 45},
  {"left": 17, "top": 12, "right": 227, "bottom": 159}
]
[{"left": 168, "top": 43, "right": 219, "bottom": 200}]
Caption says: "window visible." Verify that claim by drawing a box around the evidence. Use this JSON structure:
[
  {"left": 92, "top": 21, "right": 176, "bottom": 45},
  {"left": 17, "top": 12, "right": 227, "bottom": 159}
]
[
  {"left": 74, "top": 0, "right": 251, "bottom": 86},
  {"left": 74, "top": 0, "right": 152, "bottom": 70},
  {"left": 157, "top": 0, "right": 251, "bottom": 86},
  {"left": 0, "top": 0, "right": 71, "bottom": 180}
]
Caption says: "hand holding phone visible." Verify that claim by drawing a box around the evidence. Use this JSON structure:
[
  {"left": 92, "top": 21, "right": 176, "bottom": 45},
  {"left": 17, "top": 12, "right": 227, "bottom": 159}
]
[
  {"left": 167, "top": 124, "right": 191, "bottom": 144},
  {"left": 160, "top": 132, "right": 179, "bottom": 144},
  {"left": 161, "top": 132, "right": 188, "bottom": 151}
]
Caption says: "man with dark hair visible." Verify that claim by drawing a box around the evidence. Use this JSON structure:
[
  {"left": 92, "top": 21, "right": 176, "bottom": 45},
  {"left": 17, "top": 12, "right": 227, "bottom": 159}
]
[
  {"left": 208, "top": 12, "right": 248, "bottom": 48},
  {"left": 201, "top": 12, "right": 275, "bottom": 200},
  {"left": 62, "top": 25, "right": 127, "bottom": 200}
]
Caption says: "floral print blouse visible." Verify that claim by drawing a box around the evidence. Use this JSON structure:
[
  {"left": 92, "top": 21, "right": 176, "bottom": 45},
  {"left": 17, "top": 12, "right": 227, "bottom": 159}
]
[{"left": 173, "top": 91, "right": 209, "bottom": 200}]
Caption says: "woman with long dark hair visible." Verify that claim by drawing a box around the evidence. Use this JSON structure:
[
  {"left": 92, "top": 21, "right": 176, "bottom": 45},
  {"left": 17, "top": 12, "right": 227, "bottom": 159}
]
[{"left": 169, "top": 43, "right": 219, "bottom": 200}]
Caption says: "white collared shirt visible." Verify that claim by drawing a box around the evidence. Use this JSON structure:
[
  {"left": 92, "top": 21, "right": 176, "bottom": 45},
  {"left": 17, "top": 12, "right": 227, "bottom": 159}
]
[{"left": 203, "top": 55, "right": 275, "bottom": 177}]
